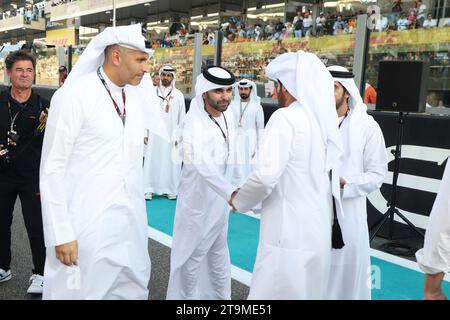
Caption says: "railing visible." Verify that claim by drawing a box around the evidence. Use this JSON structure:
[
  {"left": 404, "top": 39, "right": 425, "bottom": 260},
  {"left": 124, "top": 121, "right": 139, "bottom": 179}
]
[
  {"left": 0, "top": 15, "right": 46, "bottom": 32},
  {"left": 45, "top": 0, "right": 151, "bottom": 21}
]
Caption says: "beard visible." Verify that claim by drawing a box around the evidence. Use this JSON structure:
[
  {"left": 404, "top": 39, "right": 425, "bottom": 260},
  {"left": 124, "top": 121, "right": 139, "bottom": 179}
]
[
  {"left": 161, "top": 79, "right": 172, "bottom": 87},
  {"left": 277, "top": 90, "right": 287, "bottom": 108},
  {"left": 335, "top": 92, "right": 346, "bottom": 110},
  {"left": 240, "top": 93, "right": 250, "bottom": 100},
  {"left": 205, "top": 92, "right": 231, "bottom": 113}
]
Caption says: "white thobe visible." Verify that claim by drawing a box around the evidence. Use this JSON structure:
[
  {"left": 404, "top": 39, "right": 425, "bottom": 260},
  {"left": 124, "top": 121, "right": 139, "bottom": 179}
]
[
  {"left": 233, "top": 101, "right": 334, "bottom": 300},
  {"left": 143, "top": 86, "right": 185, "bottom": 195},
  {"left": 416, "top": 159, "right": 450, "bottom": 275},
  {"left": 166, "top": 99, "right": 238, "bottom": 300},
  {"left": 327, "top": 108, "right": 387, "bottom": 300},
  {"left": 40, "top": 71, "right": 151, "bottom": 300},
  {"left": 229, "top": 99, "right": 264, "bottom": 186}
]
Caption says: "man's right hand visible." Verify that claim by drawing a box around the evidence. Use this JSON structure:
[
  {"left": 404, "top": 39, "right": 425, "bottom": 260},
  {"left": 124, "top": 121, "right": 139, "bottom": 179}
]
[
  {"left": 228, "top": 189, "right": 239, "bottom": 212},
  {"left": 55, "top": 240, "right": 78, "bottom": 266}
]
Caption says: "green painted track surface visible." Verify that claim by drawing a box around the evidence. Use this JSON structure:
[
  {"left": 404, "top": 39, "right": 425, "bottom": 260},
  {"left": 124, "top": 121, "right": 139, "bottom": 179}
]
[{"left": 147, "top": 196, "right": 450, "bottom": 300}]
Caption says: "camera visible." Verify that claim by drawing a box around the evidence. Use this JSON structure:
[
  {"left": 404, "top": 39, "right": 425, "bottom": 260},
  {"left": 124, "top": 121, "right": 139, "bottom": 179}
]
[
  {"left": 7, "top": 130, "right": 20, "bottom": 145},
  {"left": 0, "top": 146, "right": 11, "bottom": 165}
]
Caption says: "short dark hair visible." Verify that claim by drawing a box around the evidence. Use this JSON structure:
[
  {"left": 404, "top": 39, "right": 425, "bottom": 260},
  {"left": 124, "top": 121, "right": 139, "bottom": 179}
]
[
  {"left": 104, "top": 44, "right": 116, "bottom": 56},
  {"left": 5, "top": 50, "right": 36, "bottom": 70},
  {"left": 104, "top": 44, "right": 123, "bottom": 59}
]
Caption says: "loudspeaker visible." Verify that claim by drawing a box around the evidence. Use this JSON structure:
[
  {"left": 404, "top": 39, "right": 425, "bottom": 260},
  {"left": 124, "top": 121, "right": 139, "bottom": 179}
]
[{"left": 375, "top": 60, "right": 429, "bottom": 113}]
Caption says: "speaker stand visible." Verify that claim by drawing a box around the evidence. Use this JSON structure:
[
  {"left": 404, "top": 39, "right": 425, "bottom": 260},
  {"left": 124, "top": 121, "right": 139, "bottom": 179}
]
[{"left": 369, "top": 112, "right": 424, "bottom": 255}]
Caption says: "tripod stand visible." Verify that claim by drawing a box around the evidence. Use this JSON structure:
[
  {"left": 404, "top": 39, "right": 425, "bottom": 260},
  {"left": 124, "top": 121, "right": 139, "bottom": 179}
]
[{"left": 369, "top": 112, "right": 425, "bottom": 246}]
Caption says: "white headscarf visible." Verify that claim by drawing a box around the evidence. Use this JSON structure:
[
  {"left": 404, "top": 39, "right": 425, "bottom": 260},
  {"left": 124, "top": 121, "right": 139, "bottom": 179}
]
[
  {"left": 327, "top": 65, "right": 366, "bottom": 111},
  {"left": 233, "top": 78, "right": 261, "bottom": 104},
  {"left": 327, "top": 65, "right": 372, "bottom": 158},
  {"left": 266, "top": 50, "right": 344, "bottom": 216},
  {"left": 183, "top": 67, "right": 236, "bottom": 167},
  {"left": 189, "top": 66, "right": 236, "bottom": 123},
  {"left": 62, "top": 24, "right": 168, "bottom": 141},
  {"left": 194, "top": 67, "right": 235, "bottom": 97},
  {"left": 66, "top": 23, "right": 153, "bottom": 84},
  {"left": 159, "top": 65, "right": 176, "bottom": 88}
]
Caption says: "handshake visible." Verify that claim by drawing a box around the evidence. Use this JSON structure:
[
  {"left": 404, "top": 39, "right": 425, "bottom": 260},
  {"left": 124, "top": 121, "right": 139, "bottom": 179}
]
[{"left": 227, "top": 189, "right": 239, "bottom": 212}]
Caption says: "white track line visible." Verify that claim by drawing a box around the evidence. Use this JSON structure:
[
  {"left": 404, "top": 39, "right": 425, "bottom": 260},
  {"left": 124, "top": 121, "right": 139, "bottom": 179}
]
[
  {"left": 148, "top": 226, "right": 252, "bottom": 286},
  {"left": 370, "top": 248, "right": 450, "bottom": 282},
  {"left": 238, "top": 211, "right": 261, "bottom": 219},
  {"left": 148, "top": 224, "right": 449, "bottom": 286},
  {"left": 240, "top": 212, "right": 449, "bottom": 283}
]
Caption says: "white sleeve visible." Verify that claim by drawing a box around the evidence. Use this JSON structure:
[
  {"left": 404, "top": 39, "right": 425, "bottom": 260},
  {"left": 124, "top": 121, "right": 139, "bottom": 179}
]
[
  {"left": 39, "top": 89, "right": 84, "bottom": 247},
  {"left": 234, "top": 112, "right": 293, "bottom": 212},
  {"left": 182, "top": 121, "right": 236, "bottom": 201},
  {"left": 342, "top": 121, "right": 388, "bottom": 199},
  {"left": 139, "top": 75, "right": 169, "bottom": 142},
  {"left": 416, "top": 159, "right": 450, "bottom": 274},
  {"left": 255, "top": 104, "right": 265, "bottom": 152},
  {"left": 177, "top": 92, "right": 186, "bottom": 126}
]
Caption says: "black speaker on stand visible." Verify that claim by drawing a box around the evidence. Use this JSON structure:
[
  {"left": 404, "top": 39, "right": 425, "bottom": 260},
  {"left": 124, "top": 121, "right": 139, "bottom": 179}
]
[{"left": 369, "top": 60, "right": 429, "bottom": 255}]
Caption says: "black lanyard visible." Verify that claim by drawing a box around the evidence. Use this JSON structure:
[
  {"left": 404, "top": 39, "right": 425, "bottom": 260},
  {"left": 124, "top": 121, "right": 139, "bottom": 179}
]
[
  {"left": 157, "top": 86, "right": 173, "bottom": 112},
  {"left": 157, "top": 87, "right": 173, "bottom": 102},
  {"left": 338, "top": 108, "right": 350, "bottom": 128},
  {"left": 239, "top": 101, "right": 250, "bottom": 127},
  {"left": 205, "top": 109, "right": 229, "bottom": 158},
  {"left": 97, "top": 68, "right": 126, "bottom": 126}
]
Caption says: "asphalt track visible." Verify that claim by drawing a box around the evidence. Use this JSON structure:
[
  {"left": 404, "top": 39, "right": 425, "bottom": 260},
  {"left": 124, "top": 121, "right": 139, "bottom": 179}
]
[{"left": 0, "top": 200, "right": 249, "bottom": 300}]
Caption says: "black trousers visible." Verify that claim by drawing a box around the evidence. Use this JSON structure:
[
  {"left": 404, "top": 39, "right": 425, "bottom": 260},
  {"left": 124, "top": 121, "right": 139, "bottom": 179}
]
[{"left": 0, "top": 174, "right": 46, "bottom": 275}]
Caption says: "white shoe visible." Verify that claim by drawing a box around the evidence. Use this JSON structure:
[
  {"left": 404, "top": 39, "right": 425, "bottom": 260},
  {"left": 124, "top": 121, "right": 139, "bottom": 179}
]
[
  {"left": 0, "top": 268, "right": 12, "bottom": 283},
  {"left": 166, "top": 194, "right": 177, "bottom": 200},
  {"left": 27, "top": 274, "right": 44, "bottom": 295},
  {"left": 145, "top": 192, "right": 152, "bottom": 200}
]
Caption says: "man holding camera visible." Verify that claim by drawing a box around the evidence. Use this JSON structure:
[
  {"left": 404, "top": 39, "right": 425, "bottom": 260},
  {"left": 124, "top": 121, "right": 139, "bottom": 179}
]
[{"left": 0, "top": 50, "right": 48, "bottom": 294}]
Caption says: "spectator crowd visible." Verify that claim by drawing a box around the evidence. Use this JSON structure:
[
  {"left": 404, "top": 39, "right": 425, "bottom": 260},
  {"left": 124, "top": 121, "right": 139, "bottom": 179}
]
[{"left": 150, "top": 0, "right": 447, "bottom": 49}]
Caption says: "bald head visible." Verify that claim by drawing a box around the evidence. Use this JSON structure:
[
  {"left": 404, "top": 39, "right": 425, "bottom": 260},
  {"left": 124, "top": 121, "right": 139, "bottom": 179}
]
[{"left": 102, "top": 44, "right": 150, "bottom": 86}]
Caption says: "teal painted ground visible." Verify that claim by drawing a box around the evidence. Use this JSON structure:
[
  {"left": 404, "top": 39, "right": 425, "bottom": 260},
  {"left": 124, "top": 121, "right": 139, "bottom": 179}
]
[{"left": 147, "top": 195, "right": 450, "bottom": 300}]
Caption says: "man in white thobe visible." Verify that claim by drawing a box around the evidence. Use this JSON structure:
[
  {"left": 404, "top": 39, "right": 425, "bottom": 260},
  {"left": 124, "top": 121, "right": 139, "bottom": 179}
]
[
  {"left": 416, "top": 158, "right": 450, "bottom": 300},
  {"left": 230, "top": 51, "right": 345, "bottom": 300},
  {"left": 144, "top": 65, "right": 186, "bottom": 200},
  {"left": 166, "top": 66, "right": 238, "bottom": 300},
  {"left": 229, "top": 79, "right": 264, "bottom": 187},
  {"left": 39, "top": 24, "right": 167, "bottom": 299},
  {"left": 326, "top": 65, "right": 387, "bottom": 300}
]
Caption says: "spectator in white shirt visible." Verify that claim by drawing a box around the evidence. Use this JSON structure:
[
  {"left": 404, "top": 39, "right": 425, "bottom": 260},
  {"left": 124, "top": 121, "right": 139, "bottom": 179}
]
[
  {"left": 316, "top": 12, "right": 327, "bottom": 36},
  {"left": 375, "top": 15, "right": 389, "bottom": 32},
  {"left": 417, "top": 0, "right": 427, "bottom": 26},
  {"left": 302, "top": 12, "right": 313, "bottom": 37},
  {"left": 422, "top": 13, "right": 437, "bottom": 28},
  {"left": 397, "top": 13, "right": 410, "bottom": 30},
  {"left": 293, "top": 11, "right": 303, "bottom": 38}
]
